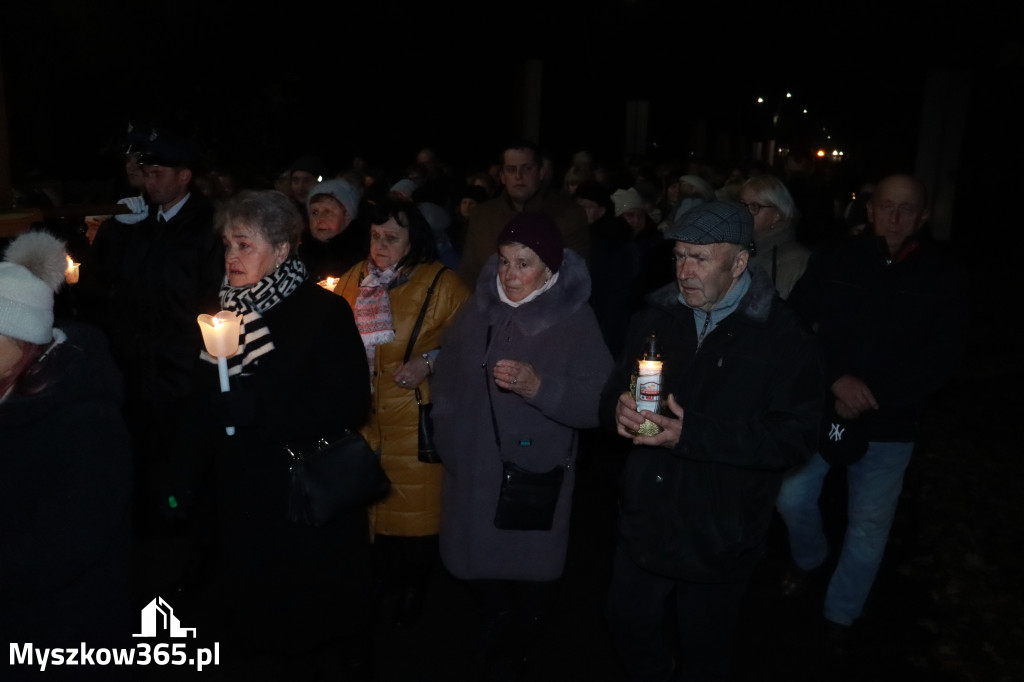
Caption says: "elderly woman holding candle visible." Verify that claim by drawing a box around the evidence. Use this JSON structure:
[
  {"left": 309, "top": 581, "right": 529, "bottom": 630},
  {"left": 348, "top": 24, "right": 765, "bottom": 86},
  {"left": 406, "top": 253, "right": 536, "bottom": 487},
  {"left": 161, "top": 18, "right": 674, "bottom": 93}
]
[
  {"left": 178, "top": 189, "right": 373, "bottom": 679},
  {"left": 333, "top": 196, "right": 470, "bottom": 626},
  {"left": 429, "top": 212, "right": 613, "bottom": 677}
]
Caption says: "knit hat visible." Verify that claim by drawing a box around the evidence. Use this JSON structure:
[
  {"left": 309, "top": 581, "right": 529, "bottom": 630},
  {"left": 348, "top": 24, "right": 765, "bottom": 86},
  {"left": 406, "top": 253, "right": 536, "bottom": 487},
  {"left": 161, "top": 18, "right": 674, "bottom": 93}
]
[
  {"left": 679, "top": 174, "right": 716, "bottom": 201},
  {"left": 307, "top": 178, "right": 360, "bottom": 219},
  {"left": 664, "top": 200, "right": 753, "bottom": 249},
  {"left": 0, "top": 231, "right": 68, "bottom": 344},
  {"left": 417, "top": 202, "right": 451, "bottom": 237},
  {"left": 497, "top": 211, "right": 564, "bottom": 273},
  {"left": 611, "top": 187, "right": 645, "bottom": 217},
  {"left": 390, "top": 178, "right": 418, "bottom": 199}
]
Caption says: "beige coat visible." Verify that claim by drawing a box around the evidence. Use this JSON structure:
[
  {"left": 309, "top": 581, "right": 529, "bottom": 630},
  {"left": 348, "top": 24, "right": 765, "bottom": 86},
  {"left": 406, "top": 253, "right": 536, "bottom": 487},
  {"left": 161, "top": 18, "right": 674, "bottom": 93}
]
[{"left": 336, "top": 260, "right": 469, "bottom": 537}]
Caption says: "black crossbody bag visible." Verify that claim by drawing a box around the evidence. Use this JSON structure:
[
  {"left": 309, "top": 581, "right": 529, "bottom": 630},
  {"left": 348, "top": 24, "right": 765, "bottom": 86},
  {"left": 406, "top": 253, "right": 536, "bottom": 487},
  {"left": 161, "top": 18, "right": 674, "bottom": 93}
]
[{"left": 285, "top": 431, "right": 391, "bottom": 527}]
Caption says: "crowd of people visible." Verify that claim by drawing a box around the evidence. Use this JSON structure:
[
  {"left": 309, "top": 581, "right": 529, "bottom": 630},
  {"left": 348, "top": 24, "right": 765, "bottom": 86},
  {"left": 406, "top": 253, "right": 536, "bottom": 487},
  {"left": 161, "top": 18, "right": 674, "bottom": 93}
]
[{"left": 0, "top": 126, "right": 968, "bottom": 682}]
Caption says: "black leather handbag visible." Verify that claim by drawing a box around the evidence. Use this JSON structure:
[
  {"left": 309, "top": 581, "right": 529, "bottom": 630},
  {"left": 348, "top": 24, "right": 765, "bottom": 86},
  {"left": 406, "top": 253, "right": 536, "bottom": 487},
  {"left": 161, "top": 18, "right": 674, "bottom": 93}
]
[
  {"left": 405, "top": 266, "right": 446, "bottom": 464},
  {"left": 493, "top": 460, "right": 565, "bottom": 531},
  {"left": 416, "top": 388, "right": 442, "bottom": 464},
  {"left": 285, "top": 431, "right": 391, "bottom": 527}
]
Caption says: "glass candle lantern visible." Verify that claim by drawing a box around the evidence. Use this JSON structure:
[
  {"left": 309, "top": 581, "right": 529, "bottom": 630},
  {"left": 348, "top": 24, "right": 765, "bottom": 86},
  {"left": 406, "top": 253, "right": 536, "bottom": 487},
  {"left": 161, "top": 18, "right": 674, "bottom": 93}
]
[{"left": 630, "top": 333, "right": 664, "bottom": 436}]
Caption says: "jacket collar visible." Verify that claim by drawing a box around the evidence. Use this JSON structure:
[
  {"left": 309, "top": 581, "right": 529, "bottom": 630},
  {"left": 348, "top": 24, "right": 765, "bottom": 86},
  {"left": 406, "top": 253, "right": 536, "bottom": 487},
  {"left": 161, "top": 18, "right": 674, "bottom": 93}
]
[
  {"left": 475, "top": 249, "right": 591, "bottom": 336},
  {"left": 648, "top": 265, "right": 776, "bottom": 326}
]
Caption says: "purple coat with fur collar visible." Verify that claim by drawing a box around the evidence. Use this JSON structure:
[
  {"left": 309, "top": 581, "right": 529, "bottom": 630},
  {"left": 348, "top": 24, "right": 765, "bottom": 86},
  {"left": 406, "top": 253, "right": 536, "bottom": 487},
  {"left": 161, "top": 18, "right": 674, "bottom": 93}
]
[{"left": 433, "top": 249, "right": 613, "bottom": 581}]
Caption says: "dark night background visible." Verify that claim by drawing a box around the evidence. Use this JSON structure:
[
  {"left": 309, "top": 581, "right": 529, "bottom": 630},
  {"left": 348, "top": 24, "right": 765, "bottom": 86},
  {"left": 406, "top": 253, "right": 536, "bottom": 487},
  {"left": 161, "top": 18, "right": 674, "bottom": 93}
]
[
  {"left": 3, "top": 3, "right": 1024, "bottom": 681},
  {"left": 3, "top": 0, "right": 1021, "bottom": 215}
]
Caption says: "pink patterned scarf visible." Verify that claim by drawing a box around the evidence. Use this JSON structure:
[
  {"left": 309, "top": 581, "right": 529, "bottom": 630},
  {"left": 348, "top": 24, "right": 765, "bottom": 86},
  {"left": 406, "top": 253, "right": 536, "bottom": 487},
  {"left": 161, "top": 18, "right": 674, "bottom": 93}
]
[{"left": 353, "top": 261, "right": 399, "bottom": 378}]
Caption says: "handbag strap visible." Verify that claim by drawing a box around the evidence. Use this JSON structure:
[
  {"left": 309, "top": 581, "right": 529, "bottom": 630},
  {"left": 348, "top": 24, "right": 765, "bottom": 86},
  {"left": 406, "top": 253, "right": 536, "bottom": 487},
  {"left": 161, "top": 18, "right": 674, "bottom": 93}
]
[
  {"left": 406, "top": 265, "right": 446, "bottom": 408},
  {"left": 484, "top": 324, "right": 572, "bottom": 470},
  {"left": 403, "top": 264, "right": 447, "bottom": 364},
  {"left": 484, "top": 325, "right": 501, "bottom": 449}
]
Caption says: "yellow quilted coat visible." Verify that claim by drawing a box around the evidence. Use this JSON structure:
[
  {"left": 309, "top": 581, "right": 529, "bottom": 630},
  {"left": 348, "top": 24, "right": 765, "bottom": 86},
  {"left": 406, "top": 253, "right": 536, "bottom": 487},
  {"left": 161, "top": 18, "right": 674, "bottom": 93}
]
[{"left": 336, "top": 259, "right": 469, "bottom": 537}]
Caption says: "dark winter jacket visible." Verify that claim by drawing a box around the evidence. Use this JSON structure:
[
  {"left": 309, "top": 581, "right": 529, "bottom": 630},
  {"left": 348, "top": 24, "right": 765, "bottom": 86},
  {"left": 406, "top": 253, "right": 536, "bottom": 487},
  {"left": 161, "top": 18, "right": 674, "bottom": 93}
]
[
  {"left": 433, "top": 250, "right": 613, "bottom": 581},
  {"left": 0, "top": 321, "right": 133, "bottom": 655},
  {"left": 600, "top": 267, "right": 823, "bottom": 583},
  {"left": 177, "top": 280, "right": 371, "bottom": 655},
  {"left": 787, "top": 233, "right": 967, "bottom": 442},
  {"left": 589, "top": 215, "right": 674, "bottom": 357},
  {"left": 297, "top": 219, "right": 368, "bottom": 283},
  {"left": 82, "top": 191, "right": 223, "bottom": 401}
]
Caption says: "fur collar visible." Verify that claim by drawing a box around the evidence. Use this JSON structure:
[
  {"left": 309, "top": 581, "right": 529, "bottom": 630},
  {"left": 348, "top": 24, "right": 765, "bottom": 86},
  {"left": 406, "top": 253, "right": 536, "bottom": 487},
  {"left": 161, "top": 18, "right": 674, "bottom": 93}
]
[{"left": 474, "top": 249, "right": 592, "bottom": 336}]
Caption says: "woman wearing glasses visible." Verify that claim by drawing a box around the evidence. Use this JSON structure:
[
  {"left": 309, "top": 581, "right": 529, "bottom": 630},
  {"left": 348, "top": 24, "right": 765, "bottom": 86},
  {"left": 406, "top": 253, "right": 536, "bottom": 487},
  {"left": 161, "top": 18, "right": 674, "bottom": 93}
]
[{"left": 739, "top": 174, "right": 811, "bottom": 299}]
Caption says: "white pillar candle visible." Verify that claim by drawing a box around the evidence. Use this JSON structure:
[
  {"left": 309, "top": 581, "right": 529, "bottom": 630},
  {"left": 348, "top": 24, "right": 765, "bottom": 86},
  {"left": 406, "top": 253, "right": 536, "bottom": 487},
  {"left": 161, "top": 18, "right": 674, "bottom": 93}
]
[{"left": 197, "top": 311, "right": 243, "bottom": 436}]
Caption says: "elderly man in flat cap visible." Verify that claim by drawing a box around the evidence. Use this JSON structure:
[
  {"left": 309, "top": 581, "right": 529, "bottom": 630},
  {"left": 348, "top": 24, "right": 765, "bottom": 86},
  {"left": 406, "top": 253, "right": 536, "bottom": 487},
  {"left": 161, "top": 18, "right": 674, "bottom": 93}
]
[{"left": 600, "top": 200, "right": 824, "bottom": 682}]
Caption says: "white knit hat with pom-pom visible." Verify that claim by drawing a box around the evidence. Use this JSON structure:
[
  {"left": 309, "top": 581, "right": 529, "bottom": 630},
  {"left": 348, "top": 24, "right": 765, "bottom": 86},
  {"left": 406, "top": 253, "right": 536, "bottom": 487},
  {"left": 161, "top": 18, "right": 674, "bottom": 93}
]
[{"left": 0, "top": 231, "right": 68, "bottom": 344}]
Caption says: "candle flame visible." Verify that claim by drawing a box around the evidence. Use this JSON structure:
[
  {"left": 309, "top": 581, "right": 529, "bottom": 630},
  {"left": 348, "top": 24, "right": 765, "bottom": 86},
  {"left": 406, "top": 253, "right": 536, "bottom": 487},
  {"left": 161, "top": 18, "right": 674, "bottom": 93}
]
[
  {"left": 64, "top": 255, "right": 80, "bottom": 284},
  {"left": 317, "top": 276, "right": 340, "bottom": 292}
]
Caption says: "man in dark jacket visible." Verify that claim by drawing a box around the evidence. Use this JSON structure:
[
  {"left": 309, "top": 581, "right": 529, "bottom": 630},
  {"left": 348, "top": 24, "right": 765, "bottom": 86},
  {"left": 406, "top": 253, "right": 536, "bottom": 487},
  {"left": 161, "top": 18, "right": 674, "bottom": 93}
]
[
  {"left": 601, "top": 201, "right": 823, "bottom": 681},
  {"left": 84, "top": 127, "right": 223, "bottom": 531},
  {"left": 776, "top": 173, "right": 967, "bottom": 638},
  {"left": 457, "top": 139, "right": 589, "bottom": 289}
]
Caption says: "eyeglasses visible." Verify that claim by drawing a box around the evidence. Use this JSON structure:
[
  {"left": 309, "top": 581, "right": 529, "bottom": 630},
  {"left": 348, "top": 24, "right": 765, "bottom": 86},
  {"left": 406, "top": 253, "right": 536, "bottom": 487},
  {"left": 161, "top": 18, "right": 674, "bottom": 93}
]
[{"left": 740, "top": 201, "right": 773, "bottom": 215}]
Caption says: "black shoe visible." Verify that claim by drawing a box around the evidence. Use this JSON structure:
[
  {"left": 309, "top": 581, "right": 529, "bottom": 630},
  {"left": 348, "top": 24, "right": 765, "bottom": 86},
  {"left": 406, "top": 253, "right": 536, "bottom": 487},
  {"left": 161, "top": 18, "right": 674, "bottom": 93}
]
[
  {"left": 779, "top": 563, "right": 813, "bottom": 598},
  {"left": 823, "top": 619, "right": 854, "bottom": 657}
]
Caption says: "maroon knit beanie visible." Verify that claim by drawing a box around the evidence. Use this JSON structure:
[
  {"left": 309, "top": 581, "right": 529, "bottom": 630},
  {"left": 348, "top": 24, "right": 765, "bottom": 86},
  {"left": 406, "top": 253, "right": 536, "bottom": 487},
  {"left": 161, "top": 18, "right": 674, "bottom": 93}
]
[{"left": 496, "top": 211, "right": 565, "bottom": 273}]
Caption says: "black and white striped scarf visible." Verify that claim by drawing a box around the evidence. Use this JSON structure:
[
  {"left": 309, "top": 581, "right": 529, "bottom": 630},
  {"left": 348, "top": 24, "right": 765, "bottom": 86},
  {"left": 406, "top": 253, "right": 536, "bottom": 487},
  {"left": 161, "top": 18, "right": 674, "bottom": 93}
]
[{"left": 200, "top": 257, "right": 307, "bottom": 376}]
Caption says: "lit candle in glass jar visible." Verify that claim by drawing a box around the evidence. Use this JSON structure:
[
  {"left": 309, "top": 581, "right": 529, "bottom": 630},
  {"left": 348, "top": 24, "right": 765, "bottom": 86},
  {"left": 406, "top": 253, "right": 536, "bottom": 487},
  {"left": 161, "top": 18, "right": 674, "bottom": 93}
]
[
  {"left": 635, "top": 358, "right": 663, "bottom": 414},
  {"left": 65, "top": 255, "right": 80, "bottom": 285},
  {"left": 632, "top": 333, "right": 664, "bottom": 435}
]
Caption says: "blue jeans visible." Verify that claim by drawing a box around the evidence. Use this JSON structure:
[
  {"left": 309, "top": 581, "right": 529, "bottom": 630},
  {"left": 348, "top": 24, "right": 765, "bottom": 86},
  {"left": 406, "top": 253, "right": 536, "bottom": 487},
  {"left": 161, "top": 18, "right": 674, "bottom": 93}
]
[{"left": 776, "top": 441, "right": 914, "bottom": 626}]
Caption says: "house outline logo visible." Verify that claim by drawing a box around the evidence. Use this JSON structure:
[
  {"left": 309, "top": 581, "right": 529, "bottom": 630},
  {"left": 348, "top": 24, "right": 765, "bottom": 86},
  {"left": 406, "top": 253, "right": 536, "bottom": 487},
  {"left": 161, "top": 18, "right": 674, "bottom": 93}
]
[{"left": 132, "top": 597, "right": 197, "bottom": 638}]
